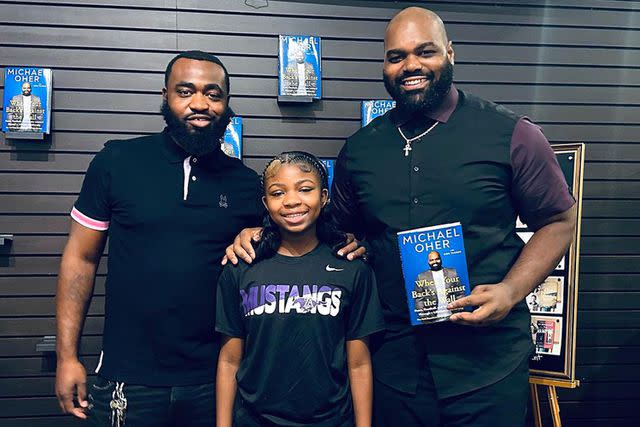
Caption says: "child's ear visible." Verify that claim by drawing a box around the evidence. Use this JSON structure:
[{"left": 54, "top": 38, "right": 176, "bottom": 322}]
[{"left": 320, "top": 189, "right": 329, "bottom": 207}]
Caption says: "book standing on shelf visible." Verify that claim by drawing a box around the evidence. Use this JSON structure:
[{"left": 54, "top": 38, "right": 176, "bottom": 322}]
[
  {"left": 320, "top": 159, "right": 334, "bottom": 196},
  {"left": 2, "top": 67, "right": 52, "bottom": 135},
  {"left": 361, "top": 100, "right": 395, "bottom": 126},
  {"left": 222, "top": 116, "right": 242, "bottom": 159},
  {"left": 278, "top": 35, "right": 321, "bottom": 99}
]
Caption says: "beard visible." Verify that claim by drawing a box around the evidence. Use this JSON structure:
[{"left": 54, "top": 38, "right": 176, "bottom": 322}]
[
  {"left": 383, "top": 59, "right": 454, "bottom": 116},
  {"left": 160, "top": 100, "right": 232, "bottom": 156}
]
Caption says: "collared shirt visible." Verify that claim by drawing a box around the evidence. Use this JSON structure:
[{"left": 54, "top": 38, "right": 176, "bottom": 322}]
[
  {"left": 72, "top": 129, "right": 263, "bottom": 386},
  {"left": 330, "top": 86, "right": 575, "bottom": 397},
  {"left": 389, "top": 85, "right": 570, "bottom": 225}
]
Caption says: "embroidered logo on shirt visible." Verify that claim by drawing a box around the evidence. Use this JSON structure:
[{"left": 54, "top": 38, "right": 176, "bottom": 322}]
[
  {"left": 325, "top": 264, "right": 344, "bottom": 272},
  {"left": 219, "top": 194, "right": 228, "bottom": 208}
]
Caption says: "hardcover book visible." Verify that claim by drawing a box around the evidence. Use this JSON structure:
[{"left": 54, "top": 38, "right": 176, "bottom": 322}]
[
  {"left": 278, "top": 35, "right": 321, "bottom": 99},
  {"left": 361, "top": 100, "right": 395, "bottom": 126},
  {"left": 2, "top": 67, "right": 52, "bottom": 134},
  {"left": 320, "top": 159, "right": 334, "bottom": 195},
  {"left": 222, "top": 116, "right": 242, "bottom": 159},
  {"left": 397, "top": 222, "right": 471, "bottom": 325}
]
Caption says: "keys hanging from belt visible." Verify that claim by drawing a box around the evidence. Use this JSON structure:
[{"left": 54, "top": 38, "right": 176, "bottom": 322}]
[{"left": 109, "top": 382, "right": 127, "bottom": 427}]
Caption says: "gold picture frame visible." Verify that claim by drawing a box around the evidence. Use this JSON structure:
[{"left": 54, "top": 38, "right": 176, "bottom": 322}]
[{"left": 527, "top": 143, "right": 585, "bottom": 385}]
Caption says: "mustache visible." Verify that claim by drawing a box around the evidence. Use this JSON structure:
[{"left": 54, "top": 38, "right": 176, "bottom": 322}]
[
  {"left": 395, "top": 70, "right": 435, "bottom": 84},
  {"left": 185, "top": 113, "right": 213, "bottom": 120}
]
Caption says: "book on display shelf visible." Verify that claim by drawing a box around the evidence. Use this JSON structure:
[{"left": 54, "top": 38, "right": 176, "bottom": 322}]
[
  {"left": 2, "top": 67, "right": 52, "bottom": 137},
  {"left": 361, "top": 100, "right": 395, "bottom": 126},
  {"left": 320, "top": 159, "right": 334, "bottom": 196},
  {"left": 278, "top": 35, "right": 321, "bottom": 100},
  {"left": 221, "top": 116, "right": 242, "bottom": 159}
]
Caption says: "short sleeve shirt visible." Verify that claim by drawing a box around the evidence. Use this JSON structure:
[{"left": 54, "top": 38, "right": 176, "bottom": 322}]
[
  {"left": 216, "top": 244, "right": 384, "bottom": 426},
  {"left": 72, "top": 130, "right": 264, "bottom": 386},
  {"left": 329, "top": 88, "right": 575, "bottom": 398}
]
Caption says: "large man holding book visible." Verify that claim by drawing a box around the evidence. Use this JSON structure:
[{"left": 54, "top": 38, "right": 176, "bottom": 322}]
[{"left": 227, "top": 6, "right": 576, "bottom": 427}]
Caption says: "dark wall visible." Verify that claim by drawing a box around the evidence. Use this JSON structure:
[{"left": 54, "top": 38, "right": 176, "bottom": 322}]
[{"left": 1, "top": 0, "right": 639, "bottom": 425}]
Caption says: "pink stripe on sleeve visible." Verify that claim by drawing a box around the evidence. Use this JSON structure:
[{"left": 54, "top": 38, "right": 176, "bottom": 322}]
[{"left": 70, "top": 207, "right": 110, "bottom": 231}]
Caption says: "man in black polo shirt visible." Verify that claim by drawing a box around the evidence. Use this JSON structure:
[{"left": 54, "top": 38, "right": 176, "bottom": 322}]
[
  {"left": 329, "top": 7, "right": 577, "bottom": 427},
  {"left": 55, "top": 51, "right": 263, "bottom": 426}
]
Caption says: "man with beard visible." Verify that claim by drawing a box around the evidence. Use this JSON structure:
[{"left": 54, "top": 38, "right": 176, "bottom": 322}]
[
  {"left": 414, "top": 251, "right": 460, "bottom": 319},
  {"left": 223, "top": 6, "right": 575, "bottom": 425},
  {"left": 6, "top": 81, "right": 44, "bottom": 131},
  {"left": 327, "top": 7, "right": 577, "bottom": 427},
  {"left": 55, "top": 51, "right": 263, "bottom": 426}
]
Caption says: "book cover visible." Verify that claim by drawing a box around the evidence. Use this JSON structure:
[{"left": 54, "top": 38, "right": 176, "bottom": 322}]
[
  {"left": 222, "top": 116, "right": 242, "bottom": 159},
  {"left": 320, "top": 159, "right": 334, "bottom": 196},
  {"left": 278, "top": 35, "right": 321, "bottom": 99},
  {"left": 361, "top": 100, "right": 395, "bottom": 126},
  {"left": 397, "top": 222, "right": 471, "bottom": 325},
  {"left": 2, "top": 67, "right": 52, "bottom": 134}
]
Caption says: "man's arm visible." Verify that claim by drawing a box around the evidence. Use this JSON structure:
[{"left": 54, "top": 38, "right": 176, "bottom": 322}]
[
  {"left": 216, "top": 336, "right": 244, "bottom": 427},
  {"left": 347, "top": 338, "right": 374, "bottom": 427},
  {"left": 449, "top": 205, "right": 576, "bottom": 326},
  {"left": 55, "top": 220, "right": 107, "bottom": 418}
]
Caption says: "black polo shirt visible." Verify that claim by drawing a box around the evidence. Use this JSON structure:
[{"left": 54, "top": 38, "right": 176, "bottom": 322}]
[
  {"left": 72, "top": 129, "right": 263, "bottom": 386},
  {"left": 330, "top": 89, "right": 574, "bottom": 398}
]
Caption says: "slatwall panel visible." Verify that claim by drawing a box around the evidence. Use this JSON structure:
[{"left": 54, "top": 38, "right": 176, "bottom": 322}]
[{"left": 0, "top": 0, "right": 638, "bottom": 425}]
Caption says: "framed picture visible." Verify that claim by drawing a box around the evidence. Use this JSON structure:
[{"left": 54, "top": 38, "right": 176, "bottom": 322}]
[{"left": 527, "top": 143, "right": 585, "bottom": 383}]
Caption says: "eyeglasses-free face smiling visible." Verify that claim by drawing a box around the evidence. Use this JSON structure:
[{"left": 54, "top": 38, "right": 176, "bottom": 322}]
[
  {"left": 382, "top": 10, "right": 454, "bottom": 114},
  {"left": 263, "top": 163, "right": 328, "bottom": 239}
]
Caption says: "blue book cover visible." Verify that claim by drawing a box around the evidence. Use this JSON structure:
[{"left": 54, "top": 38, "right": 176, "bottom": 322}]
[
  {"left": 397, "top": 222, "right": 471, "bottom": 326},
  {"left": 2, "top": 67, "right": 52, "bottom": 134},
  {"left": 222, "top": 116, "right": 242, "bottom": 159},
  {"left": 361, "top": 100, "right": 395, "bottom": 126},
  {"left": 278, "top": 35, "right": 321, "bottom": 99},
  {"left": 320, "top": 159, "right": 334, "bottom": 196}
]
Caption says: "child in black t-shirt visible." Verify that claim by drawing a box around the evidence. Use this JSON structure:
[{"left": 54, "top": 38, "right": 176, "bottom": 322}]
[{"left": 216, "top": 151, "right": 384, "bottom": 427}]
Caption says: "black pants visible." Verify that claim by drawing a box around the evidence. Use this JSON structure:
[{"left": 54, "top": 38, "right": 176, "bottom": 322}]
[
  {"left": 87, "top": 376, "right": 215, "bottom": 427},
  {"left": 373, "top": 358, "right": 529, "bottom": 427}
]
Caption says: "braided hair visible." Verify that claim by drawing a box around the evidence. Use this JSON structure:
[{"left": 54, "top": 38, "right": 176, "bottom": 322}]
[{"left": 254, "top": 151, "right": 346, "bottom": 262}]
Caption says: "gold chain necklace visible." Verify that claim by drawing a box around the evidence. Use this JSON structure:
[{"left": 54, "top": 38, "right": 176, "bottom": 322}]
[{"left": 397, "top": 121, "right": 439, "bottom": 157}]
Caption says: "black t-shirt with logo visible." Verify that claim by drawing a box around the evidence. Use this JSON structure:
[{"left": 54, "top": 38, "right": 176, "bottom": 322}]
[{"left": 216, "top": 243, "right": 385, "bottom": 426}]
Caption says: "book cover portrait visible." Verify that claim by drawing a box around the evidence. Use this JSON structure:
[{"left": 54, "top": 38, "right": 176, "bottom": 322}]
[
  {"left": 397, "top": 222, "right": 471, "bottom": 325},
  {"left": 278, "top": 35, "right": 321, "bottom": 99},
  {"left": 2, "top": 67, "right": 52, "bottom": 134}
]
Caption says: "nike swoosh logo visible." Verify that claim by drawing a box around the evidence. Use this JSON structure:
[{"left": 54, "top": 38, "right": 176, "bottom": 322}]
[{"left": 326, "top": 265, "right": 344, "bottom": 272}]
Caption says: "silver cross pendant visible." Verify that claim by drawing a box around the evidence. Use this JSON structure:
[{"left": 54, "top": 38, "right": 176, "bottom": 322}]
[{"left": 403, "top": 142, "right": 412, "bottom": 157}]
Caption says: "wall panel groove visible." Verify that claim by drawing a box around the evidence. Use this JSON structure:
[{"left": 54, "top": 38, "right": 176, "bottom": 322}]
[{"left": 0, "top": 0, "right": 637, "bottom": 424}]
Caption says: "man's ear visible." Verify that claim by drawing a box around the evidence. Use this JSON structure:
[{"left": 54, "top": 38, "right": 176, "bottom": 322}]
[
  {"left": 162, "top": 87, "right": 168, "bottom": 101},
  {"left": 447, "top": 41, "right": 455, "bottom": 65}
]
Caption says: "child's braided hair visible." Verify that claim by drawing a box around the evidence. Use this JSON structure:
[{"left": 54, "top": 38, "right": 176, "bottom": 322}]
[{"left": 255, "top": 151, "right": 346, "bottom": 262}]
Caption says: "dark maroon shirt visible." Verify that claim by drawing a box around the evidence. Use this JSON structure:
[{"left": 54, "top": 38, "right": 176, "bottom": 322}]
[
  {"left": 330, "top": 86, "right": 575, "bottom": 397},
  {"left": 391, "top": 85, "right": 574, "bottom": 227}
]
